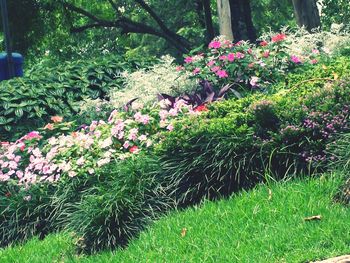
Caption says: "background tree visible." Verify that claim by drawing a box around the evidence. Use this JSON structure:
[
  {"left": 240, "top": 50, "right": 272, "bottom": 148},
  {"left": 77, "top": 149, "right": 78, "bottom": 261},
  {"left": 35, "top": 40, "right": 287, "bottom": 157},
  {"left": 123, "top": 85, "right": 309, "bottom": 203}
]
[
  {"left": 216, "top": 0, "right": 233, "bottom": 40},
  {"left": 292, "top": 0, "right": 321, "bottom": 31}
]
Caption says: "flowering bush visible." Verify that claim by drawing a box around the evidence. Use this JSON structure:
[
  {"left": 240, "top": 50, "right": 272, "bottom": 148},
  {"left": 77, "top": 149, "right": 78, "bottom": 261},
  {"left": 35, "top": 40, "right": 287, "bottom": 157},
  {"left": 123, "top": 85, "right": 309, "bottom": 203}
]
[
  {"left": 180, "top": 34, "right": 321, "bottom": 90},
  {"left": 0, "top": 100, "right": 203, "bottom": 186},
  {"left": 108, "top": 55, "right": 196, "bottom": 109},
  {"left": 261, "top": 27, "right": 350, "bottom": 59}
]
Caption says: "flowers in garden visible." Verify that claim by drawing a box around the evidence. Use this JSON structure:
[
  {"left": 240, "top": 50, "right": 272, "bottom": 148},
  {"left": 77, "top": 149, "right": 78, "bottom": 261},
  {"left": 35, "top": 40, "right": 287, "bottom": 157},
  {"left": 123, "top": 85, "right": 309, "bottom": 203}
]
[
  {"left": 181, "top": 33, "right": 323, "bottom": 90},
  {"left": 0, "top": 99, "right": 204, "bottom": 186}
]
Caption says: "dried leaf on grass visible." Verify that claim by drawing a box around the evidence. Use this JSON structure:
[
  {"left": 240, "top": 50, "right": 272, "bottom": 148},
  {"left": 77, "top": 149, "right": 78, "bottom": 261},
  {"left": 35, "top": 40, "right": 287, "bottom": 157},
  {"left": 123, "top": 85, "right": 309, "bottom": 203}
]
[{"left": 304, "top": 215, "right": 322, "bottom": 221}]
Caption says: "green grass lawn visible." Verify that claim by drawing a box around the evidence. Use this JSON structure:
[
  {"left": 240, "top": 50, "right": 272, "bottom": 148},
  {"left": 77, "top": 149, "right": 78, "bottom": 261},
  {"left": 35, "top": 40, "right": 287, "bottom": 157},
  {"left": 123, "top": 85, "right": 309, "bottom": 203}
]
[{"left": 1, "top": 172, "right": 349, "bottom": 263}]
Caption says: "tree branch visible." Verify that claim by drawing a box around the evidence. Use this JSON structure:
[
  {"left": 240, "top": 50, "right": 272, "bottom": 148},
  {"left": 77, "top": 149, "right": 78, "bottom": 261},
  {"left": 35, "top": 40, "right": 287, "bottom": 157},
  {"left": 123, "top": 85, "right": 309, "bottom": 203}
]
[
  {"left": 133, "top": 0, "right": 191, "bottom": 49},
  {"left": 62, "top": 1, "right": 190, "bottom": 53}
]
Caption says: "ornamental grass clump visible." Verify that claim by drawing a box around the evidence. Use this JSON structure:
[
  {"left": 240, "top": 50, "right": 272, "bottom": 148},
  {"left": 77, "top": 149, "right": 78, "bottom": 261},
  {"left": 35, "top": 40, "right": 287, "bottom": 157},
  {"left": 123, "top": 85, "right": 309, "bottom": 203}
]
[{"left": 54, "top": 155, "right": 170, "bottom": 253}]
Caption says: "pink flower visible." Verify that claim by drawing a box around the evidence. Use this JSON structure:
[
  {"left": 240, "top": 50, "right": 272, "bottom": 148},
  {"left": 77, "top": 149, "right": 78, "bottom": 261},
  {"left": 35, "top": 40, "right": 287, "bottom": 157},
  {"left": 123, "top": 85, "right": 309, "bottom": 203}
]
[
  {"left": 123, "top": 141, "right": 130, "bottom": 149},
  {"left": 235, "top": 52, "right": 245, "bottom": 59},
  {"left": 219, "top": 55, "right": 227, "bottom": 61},
  {"left": 193, "top": 68, "right": 201, "bottom": 75},
  {"left": 216, "top": 70, "right": 228, "bottom": 78},
  {"left": 141, "top": 115, "right": 150, "bottom": 125},
  {"left": 312, "top": 49, "right": 320, "bottom": 54},
  {"left": 227, "top": 53, "right": 235, "bottom": 62},
  {"left": 250, "top": 76, "right": 260, "bottom": 87},
  {"left": 167, "top": 124, "right": 174, "bottom": 131},
  {"left": 97, "top": 158, "right": 110, "bottom": 167},
  {"left": 207, "top": 60, "right": 215, "bottom": 67},
  {"left": 184, "top": 56, "right": 193, "bottom": 63},
  {"left": 176, "top": 66, "right": 184, "bottom": 71},
  {"left": 16, "top": 170, "right": 23, "bottom": 178},
  {"left": 24, "top": 131, "right": 41, "bottom": 141},
  {"left": 211, "top": 66, "right": 220, "bottom": 72},
  {"left": 310, "top": 59, "right": 318, "bottom": 64},
  {"left": 263, "top": 50, "right": 270, "bottom": 58},
  {"left": 290, "top": 55, "right": 302, "bottom": 64},
  {"left": 159, "top": 110, "right": 168, "bottom": 120},
  {"left": 169, "top": 108, "right": 178, "bottom": 116},
  {"left": 260, "top": 41, "right": 268, "bottom": 46},
  {"left": 271, "top": 33, "right": 286, "bottom": 43},
  {"left": 208, "top": 40, "right": 221, "bottom": 49}
]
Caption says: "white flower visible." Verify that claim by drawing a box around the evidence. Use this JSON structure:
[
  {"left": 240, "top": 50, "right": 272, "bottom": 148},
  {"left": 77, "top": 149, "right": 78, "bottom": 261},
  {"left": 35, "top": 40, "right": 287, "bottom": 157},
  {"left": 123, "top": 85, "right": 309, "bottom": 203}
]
[{"left": 100, "top": 137, "right": 113, "bottom": 149}]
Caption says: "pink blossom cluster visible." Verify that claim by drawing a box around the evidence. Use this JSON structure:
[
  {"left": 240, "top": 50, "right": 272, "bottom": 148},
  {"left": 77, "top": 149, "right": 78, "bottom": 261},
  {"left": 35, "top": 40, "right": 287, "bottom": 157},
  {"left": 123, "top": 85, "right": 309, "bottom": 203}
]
[
  {"left": 0, "top": 100, "right": 203, "bottom": 186},
  {"left": 181, "top": 33, "right": 323, "bottom": 89}
]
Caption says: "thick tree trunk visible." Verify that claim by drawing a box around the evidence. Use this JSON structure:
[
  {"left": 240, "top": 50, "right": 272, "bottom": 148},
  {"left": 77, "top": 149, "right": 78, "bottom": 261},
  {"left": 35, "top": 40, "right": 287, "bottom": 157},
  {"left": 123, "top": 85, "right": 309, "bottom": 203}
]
[
  {"left": 241, "top": 0, "right": 256, "bottom": 42},
  {"left": 292, "top": 0, "right": 321, "bottom": 32},
  {"left": 216, "top": 0, "right": 233, "bottom": 40},
  {"left": 229, "top": 0, "right": 256, "bottom": 43}
]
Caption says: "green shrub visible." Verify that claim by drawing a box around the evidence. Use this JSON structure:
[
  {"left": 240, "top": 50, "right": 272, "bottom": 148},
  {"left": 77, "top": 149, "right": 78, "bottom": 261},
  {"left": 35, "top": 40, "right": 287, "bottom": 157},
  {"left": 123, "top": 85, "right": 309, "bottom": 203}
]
[
  {"left": 157, "top": 69, "right": 350, "bottom": 207},
  {"left": 326, "top": 132, "right": 350, "bottom": 205},
  {"left": 51, "top": 155, "right": 170, "bottom": 253},
  {"left": 0, "top": 183, "right": 55, "bottom": 247},
  {"left": 0, "top": 54, "right": 136, "bottom": 141}
]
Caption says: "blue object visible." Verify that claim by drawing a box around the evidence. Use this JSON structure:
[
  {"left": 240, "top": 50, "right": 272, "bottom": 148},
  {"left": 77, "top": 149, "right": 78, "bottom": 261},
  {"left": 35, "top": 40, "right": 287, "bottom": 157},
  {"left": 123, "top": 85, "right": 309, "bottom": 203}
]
[{"left": 0, "top": 52, "right": 24, "bottom": 81}]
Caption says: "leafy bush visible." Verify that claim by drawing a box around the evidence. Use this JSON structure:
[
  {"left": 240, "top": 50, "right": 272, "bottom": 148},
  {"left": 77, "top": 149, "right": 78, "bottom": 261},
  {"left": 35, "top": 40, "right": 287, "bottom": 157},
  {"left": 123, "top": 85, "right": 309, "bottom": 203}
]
[
  {"left": 180, "top": 34, "right": 321, "bottom": 91},
  {"left": 0, "top": 54, "right": 137, "bottom": 141},
  {"left": 157, "top": 64, "right": 350, "bottom": 206},
  {"left": 0, "top": 183, "right": 55, "bottom": 247},
  {"left": 261, "top": 27, "right": 350, "bottom": 59},
  {"left": 0, "top": 100, "right": 200, "bottom": 187},
  {"left": 58, "top": 155, "right": 169, "bottom": 253}
]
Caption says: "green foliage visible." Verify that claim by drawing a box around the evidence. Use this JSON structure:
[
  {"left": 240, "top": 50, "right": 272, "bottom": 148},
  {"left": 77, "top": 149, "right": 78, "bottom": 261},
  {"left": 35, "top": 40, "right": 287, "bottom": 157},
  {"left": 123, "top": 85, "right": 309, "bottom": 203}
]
[
  {"left": 157, "top": 57, "right": 350, "bottom": 206},
  {"left": 1, "top": 173, "right": 350, "bottom": 262},
  {"left": 0, "top": 54, "right": 131, "bottom": 141},
  {"left": 51, "top": 155, "right": 170, "bottom": 253},
  {"left": 321, "top": 0, "right": 350, "bottom": 30},
  {"left": 251, "top": 0, "right": 296, "bottom": 34},
  {"left": 0, "top": 183, "right": 55, "bottom": 247},
  {"left": 326, "top": 132, "right": 350, "bottom": 205}
]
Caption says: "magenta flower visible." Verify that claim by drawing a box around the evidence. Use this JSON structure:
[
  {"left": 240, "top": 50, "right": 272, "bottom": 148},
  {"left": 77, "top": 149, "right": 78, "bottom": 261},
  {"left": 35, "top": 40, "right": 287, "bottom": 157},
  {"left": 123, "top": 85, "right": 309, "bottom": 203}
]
[
  {"left": 207, "top": 60, "right": 215, "bottom": 67},
  {"left": 236, "top": 52, "right": 245, "bottom": 59},
  {"left": 219, "top": 55, "right": 227, "bottom": 61},
  {"left": 208, "top": 40, "right": 221, "bottom": 49},
  {"left": 216, "top": 70, "right": 228, "bottom": 78},
  {"left": 211, "top": 66, "right": 220, "bottom": 72},
  {"left": 227, "top": 53, "right": 235, "bottom": 62},
  {"left": 184, "top": 56, "right": 193, "bottom": 63},
  {"left": 193, "top": 68, "right": 201, "bottom": 75},
  {"left": 291, "top": 55, "right": 302, "bottom": 64}
]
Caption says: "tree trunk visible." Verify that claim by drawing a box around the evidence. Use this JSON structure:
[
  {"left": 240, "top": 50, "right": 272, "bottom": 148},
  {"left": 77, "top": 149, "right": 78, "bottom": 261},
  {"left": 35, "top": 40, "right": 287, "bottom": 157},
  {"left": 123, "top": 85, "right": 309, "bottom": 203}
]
[
  {"left": 241, "top": 0, "right": 256, "bottom": 42},
  {"left": 202, "top": 0, "right": 215, "bottom": 43},
  {"left": 229, "top": 0, "right": 256, "bottom": 43},
  {"left": 216, "top": 0, "right": 233, "bottom": 40},
  {"left": 292, "top": 0, "right": 321, "bottom": 32}
]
